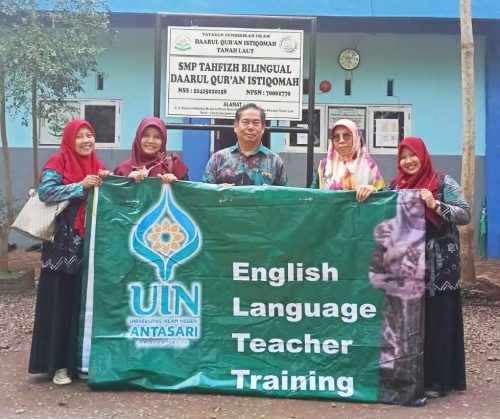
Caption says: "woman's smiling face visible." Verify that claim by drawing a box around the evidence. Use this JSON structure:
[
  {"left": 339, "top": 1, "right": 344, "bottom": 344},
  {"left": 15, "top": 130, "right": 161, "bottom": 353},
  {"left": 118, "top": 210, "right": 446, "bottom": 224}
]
[
  {"left": 399, "top": 146, "right": 422, "bottom": 176},
  {"left": 140, "top": 126, "right": 163, "bottom": 155},
  {"left": 74, "top": 127, "right": 95, "bottom": 156}
]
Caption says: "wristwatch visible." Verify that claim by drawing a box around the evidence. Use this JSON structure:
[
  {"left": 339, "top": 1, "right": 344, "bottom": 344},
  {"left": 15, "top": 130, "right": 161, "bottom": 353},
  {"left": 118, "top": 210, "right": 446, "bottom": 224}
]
[{"left": 433, "top": 200, "right": 441, "bottom": 211}]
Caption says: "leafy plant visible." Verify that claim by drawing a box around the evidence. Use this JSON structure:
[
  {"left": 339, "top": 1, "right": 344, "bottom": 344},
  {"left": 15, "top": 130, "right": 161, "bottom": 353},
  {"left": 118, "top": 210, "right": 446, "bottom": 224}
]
[{"left": 0, "top": 0, "right": 113, "bottom": 272}]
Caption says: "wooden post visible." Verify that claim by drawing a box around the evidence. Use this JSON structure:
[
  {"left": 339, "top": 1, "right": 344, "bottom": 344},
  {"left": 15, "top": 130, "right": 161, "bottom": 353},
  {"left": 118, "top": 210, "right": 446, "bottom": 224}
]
[
  {"left": 459, "top": 0, "right": 477, "bottom": 282},
  {"left": 0, "top": 57, "right": 14, "bottom": 272}
]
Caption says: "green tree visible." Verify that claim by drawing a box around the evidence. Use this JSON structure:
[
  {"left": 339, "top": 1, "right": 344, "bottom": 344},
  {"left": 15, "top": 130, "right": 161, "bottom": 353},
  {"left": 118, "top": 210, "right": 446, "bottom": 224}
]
[{"left": 0, "top": 0, "right": 112, "bottom": 272}]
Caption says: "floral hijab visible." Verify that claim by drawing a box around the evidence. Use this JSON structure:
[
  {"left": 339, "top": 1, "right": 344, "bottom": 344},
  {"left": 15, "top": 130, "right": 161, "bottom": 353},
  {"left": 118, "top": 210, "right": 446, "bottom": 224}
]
[{"left": 319, "top": 119, "right": 384, "bottom": 190}]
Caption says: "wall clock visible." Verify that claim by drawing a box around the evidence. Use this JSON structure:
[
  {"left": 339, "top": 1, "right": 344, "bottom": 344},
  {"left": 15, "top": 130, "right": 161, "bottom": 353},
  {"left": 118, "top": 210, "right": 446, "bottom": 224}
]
[{"left": 338, "top": 49, "right": 360, "bottom": 70}]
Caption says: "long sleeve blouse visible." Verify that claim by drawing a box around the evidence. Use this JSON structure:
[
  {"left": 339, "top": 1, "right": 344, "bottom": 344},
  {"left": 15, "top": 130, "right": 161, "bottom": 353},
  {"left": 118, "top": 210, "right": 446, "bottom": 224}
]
[
  {"left": 38, "top": 169, "right": 85, "bottom": 203},
  {"left": 436, "top": 174, "right": 471, "bottom": 228}
]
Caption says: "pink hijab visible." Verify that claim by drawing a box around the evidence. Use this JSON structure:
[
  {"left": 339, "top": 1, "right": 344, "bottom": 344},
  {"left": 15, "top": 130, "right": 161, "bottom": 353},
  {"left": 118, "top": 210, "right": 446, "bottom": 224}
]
[{"left": 114, "top": 117, "right": 188, "bottom": 179}]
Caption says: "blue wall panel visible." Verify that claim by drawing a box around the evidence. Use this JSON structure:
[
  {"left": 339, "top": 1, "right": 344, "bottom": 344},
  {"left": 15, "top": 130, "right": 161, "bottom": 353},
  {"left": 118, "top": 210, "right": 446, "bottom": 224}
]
[
  {"left": 486, "top": 37, "right": 500, "bottom": 257},
  {"left": 275, "top": 32, "right": 486, "bottom": 156},
  {"left": 181, "top": 118, "right": 211, "bottom": 182},
  {"left": 5, "top": 29, "right": 487, "bottom": 157}
]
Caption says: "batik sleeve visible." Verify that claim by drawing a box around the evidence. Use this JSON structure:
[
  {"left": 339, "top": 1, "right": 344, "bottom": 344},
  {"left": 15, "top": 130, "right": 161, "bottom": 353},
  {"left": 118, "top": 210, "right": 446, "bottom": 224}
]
[
  {"left": 202, "top": 154, "right": 219, "bottom": 184},
  {"left": 440, "top": 175, "right": 471, "bottom": 226},
  {"left": 38, "top": 169, "right": 85, "bottom": 203},
  {"left": 273, "top": 156, "right": 288, "bottom": 186}
]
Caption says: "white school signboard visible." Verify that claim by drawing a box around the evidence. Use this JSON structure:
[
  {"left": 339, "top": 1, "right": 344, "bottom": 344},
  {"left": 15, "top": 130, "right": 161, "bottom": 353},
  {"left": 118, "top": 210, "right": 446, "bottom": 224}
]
[{"left": 166, "top": 27, "right": 304, "bottom": 120}]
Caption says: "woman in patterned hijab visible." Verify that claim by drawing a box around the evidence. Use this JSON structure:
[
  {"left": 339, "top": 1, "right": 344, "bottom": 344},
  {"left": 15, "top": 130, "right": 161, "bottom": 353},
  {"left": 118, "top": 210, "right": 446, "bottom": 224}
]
[{"left": 312, "top": 119, "right": 384, "bottom": 201}]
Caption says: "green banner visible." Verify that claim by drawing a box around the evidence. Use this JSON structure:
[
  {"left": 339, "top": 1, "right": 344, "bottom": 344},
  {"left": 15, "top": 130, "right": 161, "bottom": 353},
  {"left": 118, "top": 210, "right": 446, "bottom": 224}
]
[{"left": 80, "top": 178, "right": 425, "bottom": 404}]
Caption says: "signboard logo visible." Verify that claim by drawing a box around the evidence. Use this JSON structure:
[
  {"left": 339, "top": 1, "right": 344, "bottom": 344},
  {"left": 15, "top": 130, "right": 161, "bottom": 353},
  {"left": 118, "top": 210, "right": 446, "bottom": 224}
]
[
  {"left": 174, "top": 34, "right": 192, "bottom": 52},
  {"left": 279, "top": 36, "right": 298, "bottom": 53}
]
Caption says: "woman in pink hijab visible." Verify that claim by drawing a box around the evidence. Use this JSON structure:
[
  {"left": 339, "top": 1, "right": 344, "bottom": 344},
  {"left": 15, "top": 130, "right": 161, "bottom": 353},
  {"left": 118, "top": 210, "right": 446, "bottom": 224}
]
[{"left": 114, "top": 117, "right": 188, "bottom": 183}]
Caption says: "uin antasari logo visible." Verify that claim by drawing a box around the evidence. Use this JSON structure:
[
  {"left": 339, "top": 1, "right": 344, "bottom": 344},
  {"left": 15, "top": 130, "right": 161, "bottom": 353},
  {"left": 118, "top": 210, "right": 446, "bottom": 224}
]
[
  {"left": 130, "top": 185, "right": 200, "bottom": 281},
  {"left": 127, "top": 185, "right": 202, "bottom": 348}
]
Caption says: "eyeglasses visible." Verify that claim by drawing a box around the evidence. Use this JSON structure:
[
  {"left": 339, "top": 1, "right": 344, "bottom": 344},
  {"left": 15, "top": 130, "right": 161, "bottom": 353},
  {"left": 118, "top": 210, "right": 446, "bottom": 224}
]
[{"left": 332, "top": 133, "right": 352, "bottom": 142}]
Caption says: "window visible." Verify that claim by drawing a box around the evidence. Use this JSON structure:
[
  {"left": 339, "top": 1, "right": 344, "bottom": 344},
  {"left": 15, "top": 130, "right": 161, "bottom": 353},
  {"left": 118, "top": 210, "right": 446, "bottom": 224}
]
[
  {"left": 210, "top": 118, "right": 271, "bottom": 152},
  {"left": 327, "top": 104, "right": 411, "bottom": 155},
  {"left": 39, "top": 100, "right": 121, "bottom": 147},
  {"left": 328, "top": 106, "right": 367, "bottom": 141},
  {"left": 367, "top": 105, "right": 411, "bottom": 154},
  {"left": 284, "top": 107, "right": 327, "bottom": 153}
]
